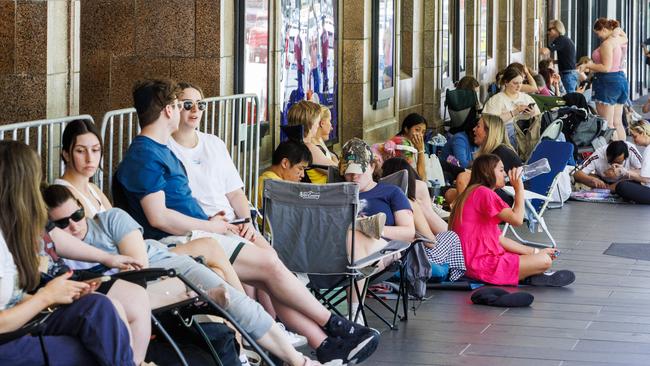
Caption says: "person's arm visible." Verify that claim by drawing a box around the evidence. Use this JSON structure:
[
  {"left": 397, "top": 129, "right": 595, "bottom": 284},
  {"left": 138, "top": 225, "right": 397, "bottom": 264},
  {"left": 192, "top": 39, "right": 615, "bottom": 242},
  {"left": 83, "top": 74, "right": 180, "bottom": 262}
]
[
  {"left": 643, "top": 99, "right": 650, "bottom": 114},
  {"left": 451, "top": 135, "right": 472, "bottom": 169},
  {"left": 225, "top": 188, "right": 257, "bottom": 241},
  {"left": 382, "top": 209, "right": 416, "bottom": 242},
  {"left": 306, "top": 142, "right": 337, "bottom": 167},
  {"left": 115, "top": 230, "right": 150, "bottom": 268},
  {"left": 582, "top": 41, "right": 614, "bottom": 73},
  {"left": 49, "top": 228, "right": 144, "bottom": 269},
  {"left": 626, "top": 170, "right": 650, "bottom": 184},
  {"left": 573, "top": 170, "right": 607, "bottom": 189},
  {"left": 0, "top": 272, "right": 89, "bottom": 333},
  {"left": 496, "top": 168, "right": 525, "bottom": 226},
  {"left": 140, "top": 191, "right": 237, "bottom": 235}
]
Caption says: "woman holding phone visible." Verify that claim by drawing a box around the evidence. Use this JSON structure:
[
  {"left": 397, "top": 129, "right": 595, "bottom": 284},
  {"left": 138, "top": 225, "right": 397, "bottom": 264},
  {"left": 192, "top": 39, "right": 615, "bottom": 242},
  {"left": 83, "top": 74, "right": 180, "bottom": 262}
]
[{"left": 482, "top": 66, "right": 541, "bottom": 150}]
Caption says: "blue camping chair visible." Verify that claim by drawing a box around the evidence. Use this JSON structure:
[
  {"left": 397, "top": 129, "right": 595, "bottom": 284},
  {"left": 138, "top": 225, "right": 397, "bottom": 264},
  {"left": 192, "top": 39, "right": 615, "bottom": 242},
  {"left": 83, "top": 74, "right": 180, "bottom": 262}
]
[{"left": 501, "top": 140, "right": 574, "bottom": 248}]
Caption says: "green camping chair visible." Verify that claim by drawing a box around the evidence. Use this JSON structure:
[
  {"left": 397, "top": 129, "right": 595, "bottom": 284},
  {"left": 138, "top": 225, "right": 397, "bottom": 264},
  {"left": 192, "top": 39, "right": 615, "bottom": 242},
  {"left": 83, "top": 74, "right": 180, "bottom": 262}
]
[
  {"left": 444, "top": 89, "right": 478, "bottom": 133},
  {"left": 529, "top": 94, "right": 567, "bottom": 113}
]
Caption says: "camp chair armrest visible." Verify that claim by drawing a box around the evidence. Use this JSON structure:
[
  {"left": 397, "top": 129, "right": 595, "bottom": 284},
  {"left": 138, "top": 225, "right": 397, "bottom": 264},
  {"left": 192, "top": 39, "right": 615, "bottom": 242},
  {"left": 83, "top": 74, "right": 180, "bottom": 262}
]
[
  {"left": 348, "top": 241, "right": 411, "bottom": 269},
  {"left": 110, "top": 268, "right": 176, "bottom": 284}
]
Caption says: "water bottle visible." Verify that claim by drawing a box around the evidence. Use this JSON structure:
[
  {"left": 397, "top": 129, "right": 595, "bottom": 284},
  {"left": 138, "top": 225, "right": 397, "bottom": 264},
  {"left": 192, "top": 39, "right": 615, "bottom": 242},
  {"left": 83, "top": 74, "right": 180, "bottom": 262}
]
[
  {"left": 428, "top": 179, "right": 442, "bottom": 198},
  {"left": 506, "top": 158, "right": 551, "bottom": 182}
]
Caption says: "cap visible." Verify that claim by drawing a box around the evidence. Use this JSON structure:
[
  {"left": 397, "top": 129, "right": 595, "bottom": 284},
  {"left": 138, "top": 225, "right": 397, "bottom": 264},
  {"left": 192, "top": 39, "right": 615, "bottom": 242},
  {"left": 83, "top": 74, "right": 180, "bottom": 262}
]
[{"left": 340, "top": 138, "right": 373, "bottom": 175}]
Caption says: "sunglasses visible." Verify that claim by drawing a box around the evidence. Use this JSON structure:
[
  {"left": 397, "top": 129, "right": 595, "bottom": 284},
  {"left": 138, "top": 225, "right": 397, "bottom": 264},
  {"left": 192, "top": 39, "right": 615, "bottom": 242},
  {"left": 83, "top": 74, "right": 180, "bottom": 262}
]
[
  {"left": 183, "top": 100, "right": 207, "bottom": 111},
  {"left": 51, "top": 208, "right": 85, "bottom": 229}
]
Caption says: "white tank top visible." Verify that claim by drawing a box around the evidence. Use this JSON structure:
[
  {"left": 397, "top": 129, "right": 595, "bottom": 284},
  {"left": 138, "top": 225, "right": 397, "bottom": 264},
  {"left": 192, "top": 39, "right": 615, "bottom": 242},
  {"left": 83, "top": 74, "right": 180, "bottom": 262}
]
[{"left": 53, "top": 179, "right": 107, "bottom": 217}]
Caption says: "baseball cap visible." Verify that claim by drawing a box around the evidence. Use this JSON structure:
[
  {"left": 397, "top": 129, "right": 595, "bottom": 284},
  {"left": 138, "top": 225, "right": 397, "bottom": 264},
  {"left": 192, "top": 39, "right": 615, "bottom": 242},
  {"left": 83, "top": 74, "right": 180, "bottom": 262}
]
[{"left": 340, "top": 138, "right": 374, "bottom": 175}]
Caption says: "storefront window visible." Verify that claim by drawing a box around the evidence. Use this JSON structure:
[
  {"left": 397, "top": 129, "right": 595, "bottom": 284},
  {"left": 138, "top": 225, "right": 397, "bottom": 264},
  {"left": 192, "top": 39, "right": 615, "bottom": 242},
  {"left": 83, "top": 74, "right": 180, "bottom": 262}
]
[
  {"left": 280, "top": 0, "right": 338, "bottom": 141},
  {"left": 242, "top": 0, "right": 269, "bottom": 123}
]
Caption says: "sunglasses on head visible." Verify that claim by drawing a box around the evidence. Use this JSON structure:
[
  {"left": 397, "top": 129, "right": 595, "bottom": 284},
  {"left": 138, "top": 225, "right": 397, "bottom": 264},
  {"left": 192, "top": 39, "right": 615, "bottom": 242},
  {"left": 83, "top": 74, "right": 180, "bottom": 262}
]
[
  {"left": 183, "top": 100, "right": 207, "bottom": 111},
  {"left": 51, "top": 207, "right": 85, "bottom": 229}
]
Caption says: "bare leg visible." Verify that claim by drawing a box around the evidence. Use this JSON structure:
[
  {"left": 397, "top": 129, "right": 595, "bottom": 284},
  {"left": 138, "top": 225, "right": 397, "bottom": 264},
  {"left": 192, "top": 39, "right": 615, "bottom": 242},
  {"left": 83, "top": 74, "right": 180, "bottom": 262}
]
[
  {"left": 106, "top": 280, "right": 151, "bottom": 365},
  {"left": 171, "top": 237, "right": 245, "bottom": 292},
  {"left": 232, "top": 244, "right": 331, "bottom": 345},
  {"left": 596, "top": 102, "right": 619, "bottom": 140},
  {"left": 613, "top": 104, "right": 626, "bottom": 141},
  {"left": 255, "top": 324, "right": 310, "bottom": 366},
  {"left": 518, "top": 254, "right": 553, "bottom": 279},
  {"left": 415, "top": 180, "right": 448, "bottom": 234}
]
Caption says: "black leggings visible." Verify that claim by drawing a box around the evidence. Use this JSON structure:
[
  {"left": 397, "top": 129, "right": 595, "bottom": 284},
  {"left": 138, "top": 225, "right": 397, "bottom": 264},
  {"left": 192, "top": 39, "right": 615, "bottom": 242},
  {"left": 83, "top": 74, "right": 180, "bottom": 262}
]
[{"left": 615, "top": 181, "right": 650, "bottom": 204}]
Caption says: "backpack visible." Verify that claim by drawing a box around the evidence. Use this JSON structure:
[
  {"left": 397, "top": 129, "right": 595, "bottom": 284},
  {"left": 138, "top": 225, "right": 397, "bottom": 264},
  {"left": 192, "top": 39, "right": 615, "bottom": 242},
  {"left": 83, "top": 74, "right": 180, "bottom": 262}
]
[
  {"left": 404, "top": 242, "right": 432, "bottom": 299},
  {"left": 514, "top": 115, "right": 543, "bottom": 161}
]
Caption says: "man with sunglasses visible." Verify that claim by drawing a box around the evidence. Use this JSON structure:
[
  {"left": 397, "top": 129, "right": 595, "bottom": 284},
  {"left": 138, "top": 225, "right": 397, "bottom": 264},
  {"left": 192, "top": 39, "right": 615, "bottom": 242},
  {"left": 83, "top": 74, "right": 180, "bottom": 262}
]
[{"left": 547, "top": 19, "right": 577, "bottom": 93}]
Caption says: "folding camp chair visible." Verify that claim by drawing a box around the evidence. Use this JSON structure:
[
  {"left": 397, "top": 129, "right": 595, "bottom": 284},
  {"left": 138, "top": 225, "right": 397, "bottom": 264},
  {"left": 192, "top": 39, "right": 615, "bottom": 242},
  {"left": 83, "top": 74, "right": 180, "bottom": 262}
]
[
  {"left": 530, "top": 94, "right": 567, "bottom": 113},
  {"left": 261, "top": 180, "right": 412, "bottom": 329},
  {"left": 501, "top": 140, "right": 574, "bottom": 249},
  {"left": 444, "top": 88, "right": 478, "bottom": 133}
]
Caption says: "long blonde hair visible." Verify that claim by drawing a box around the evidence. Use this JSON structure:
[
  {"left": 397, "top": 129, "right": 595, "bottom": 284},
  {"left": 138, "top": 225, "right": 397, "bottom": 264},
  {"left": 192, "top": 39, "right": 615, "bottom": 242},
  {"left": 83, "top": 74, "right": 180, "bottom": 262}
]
[
  {"left": 0, "top": 141, "right": 48, "bottom": 290},
  {"left": 477, "top": 114, "right": 514, "bottom": 157}
]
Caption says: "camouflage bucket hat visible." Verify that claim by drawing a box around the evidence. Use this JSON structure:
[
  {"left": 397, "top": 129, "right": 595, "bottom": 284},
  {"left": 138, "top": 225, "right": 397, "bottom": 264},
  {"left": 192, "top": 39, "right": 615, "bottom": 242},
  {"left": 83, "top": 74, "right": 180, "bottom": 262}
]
[{"left": 340, "top": 138, "right": 373, "bottom": 175}]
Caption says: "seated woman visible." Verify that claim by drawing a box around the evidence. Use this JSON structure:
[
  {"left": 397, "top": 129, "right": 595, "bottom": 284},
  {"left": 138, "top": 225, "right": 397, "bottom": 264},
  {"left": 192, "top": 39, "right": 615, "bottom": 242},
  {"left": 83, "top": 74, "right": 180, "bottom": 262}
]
[
  {"left": 311, "top": 106, "right": 338, "bottom": 164},
  {"left": 612, "top": 120, "right": 650, "bottom": 204},
  {"left": 533, "top": 74, "right": 552, "bottom": 96},
  {"left": 574, "top": 140, "right": 643, "bottom": 189},
  {"left": 42, "top": 184, "right": 321, "bottom": 366},
  {"left": 449, "top": 154, "right": 575, "bottom": 287},
  {"left": 446, "top": 114, "right": 523, "bottom": 205},
  {"left": 538, "top": 67, "right": 563, "bottom": 96},
  {"left": 380, "top": 158, "right": 466, "bottom": 281},
  {"left": 440, "top": 116, "right": 479, "bottom": 170},
  {"left": 286, "top": 100, "right": 337, "bottom": 183},
  {"left": 373, "top": 113, "right": 428, "bottom": 180},
  {"left": 482, "top": 66, "right": 541, "bottom": 149},
  {"left": 54, "top": 119, "right": 111, "bottom": 218},
  {"left": 0, "top": 140, "right": 138, "bottom": 366}
]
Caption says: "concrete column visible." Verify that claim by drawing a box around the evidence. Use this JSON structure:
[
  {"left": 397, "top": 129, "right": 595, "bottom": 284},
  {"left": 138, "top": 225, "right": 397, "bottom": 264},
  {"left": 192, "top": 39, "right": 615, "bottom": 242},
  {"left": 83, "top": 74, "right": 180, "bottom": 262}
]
[
  {"left": 79, "top": 0, "right": 221, "bottom": 122},
  {"left": 0, "top": 1, "right": 48, "bottom": 125},
  {"left": 339, "top": 0, "right": 399, "bottom": 144}
]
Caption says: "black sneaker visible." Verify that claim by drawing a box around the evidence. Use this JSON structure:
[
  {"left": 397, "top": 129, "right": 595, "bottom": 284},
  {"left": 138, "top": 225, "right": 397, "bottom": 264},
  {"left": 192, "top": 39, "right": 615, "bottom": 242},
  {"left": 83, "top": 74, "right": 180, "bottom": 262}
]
[
  {"left": 521, "top": 270, "right": 576, "bottom": 287},
  {"left": 316, "top": 333, "right": 379, "bottom": 365},
  {"left": 324, "top": 314, "right": 378, "bottom": 338}
]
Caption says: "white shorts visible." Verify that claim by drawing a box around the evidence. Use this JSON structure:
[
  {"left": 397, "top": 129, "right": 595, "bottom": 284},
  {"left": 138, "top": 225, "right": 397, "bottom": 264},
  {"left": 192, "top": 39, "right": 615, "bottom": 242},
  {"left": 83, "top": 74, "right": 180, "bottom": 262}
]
[{"left": 160, "top": 230, "right": 248, "bottom": 263}]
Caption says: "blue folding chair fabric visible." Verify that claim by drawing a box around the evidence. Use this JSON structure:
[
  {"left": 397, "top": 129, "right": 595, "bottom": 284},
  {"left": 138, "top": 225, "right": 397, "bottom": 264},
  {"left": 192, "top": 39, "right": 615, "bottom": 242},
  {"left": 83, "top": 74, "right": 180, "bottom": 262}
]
[{"left": 525, "top": 140, "right": 574, "bottom": 212}]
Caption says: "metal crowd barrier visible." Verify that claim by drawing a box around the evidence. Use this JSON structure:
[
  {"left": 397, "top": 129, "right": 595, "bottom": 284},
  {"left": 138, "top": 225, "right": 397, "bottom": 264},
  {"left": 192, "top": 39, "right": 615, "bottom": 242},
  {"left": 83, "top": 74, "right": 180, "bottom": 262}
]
[
  {"left": 98, "top": 94, "right": 261, "bottom": 205},
  {"left": 0, "top": 115, "right": 95, "bottom": 183}
]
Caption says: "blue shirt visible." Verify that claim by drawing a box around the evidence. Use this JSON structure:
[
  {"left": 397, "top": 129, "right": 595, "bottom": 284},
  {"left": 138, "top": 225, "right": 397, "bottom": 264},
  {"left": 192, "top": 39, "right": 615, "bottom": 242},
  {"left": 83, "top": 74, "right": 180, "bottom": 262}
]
[
  {"left": 359, "top": 183, "right": 412, "bottom": 226},
  {"left": 116, "top": 136, "right": 208, "bottom": 240},
  {"left": 440, "top": 132, "right": 478, "bottom": 169}
]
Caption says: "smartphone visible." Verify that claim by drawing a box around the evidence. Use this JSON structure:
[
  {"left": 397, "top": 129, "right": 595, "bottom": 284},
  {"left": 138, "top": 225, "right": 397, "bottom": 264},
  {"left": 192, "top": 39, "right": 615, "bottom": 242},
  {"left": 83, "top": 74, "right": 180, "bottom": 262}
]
[
  {"left": 228, "top": 217, "right": 251, "bottom": 225},
  {"left": 579, "top": 79, "right": 592, "bottom": 90},
  {"left": 83, "top": 275, "right": 111, "bottom": 284}
]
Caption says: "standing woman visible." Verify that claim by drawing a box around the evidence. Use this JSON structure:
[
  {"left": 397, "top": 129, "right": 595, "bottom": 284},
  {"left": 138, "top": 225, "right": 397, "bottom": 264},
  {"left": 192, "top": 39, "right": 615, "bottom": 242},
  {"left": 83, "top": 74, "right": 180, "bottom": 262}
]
[
  {"left": 614, "top": 120, "right": 650, "bottom": 204},
  {"left": 578, "top": 18, "right": 628, "bottom": 140},
  {"left": 55, "top": 119, "right": 112, "bottom": 218},
  {"left": 0, "top": 140, "right": 136, "bottom": 365}
]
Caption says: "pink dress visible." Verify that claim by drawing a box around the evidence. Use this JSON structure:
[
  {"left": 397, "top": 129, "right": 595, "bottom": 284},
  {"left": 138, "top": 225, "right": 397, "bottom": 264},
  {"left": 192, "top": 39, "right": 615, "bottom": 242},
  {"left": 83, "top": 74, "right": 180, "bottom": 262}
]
[{"left": 453, "top": 186, "right": 520, "bottom": 285}]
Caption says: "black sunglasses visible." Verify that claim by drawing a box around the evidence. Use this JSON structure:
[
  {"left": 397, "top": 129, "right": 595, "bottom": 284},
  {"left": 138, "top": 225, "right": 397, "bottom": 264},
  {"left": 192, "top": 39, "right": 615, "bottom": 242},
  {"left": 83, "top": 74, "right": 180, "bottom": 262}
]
[
  {"left": 51, "top": 208, "right": 85, "bottom": 229},
  {"left": 183, "top": 100, "right": 207, "bottom": 111}
]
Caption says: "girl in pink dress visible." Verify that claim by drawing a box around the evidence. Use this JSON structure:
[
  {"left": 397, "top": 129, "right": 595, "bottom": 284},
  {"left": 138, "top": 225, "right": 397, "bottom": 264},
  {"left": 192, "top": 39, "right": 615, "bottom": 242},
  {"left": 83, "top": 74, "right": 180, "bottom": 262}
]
[{"left": 449, "top": 154, "right": 575, "bottom": 287}]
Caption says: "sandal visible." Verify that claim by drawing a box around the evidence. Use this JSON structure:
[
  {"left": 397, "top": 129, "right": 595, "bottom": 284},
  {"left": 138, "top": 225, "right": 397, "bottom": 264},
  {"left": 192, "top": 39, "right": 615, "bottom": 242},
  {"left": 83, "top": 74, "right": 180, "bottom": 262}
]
[{"left": 241, "top": 349, "right": 261, "bottom": 366}]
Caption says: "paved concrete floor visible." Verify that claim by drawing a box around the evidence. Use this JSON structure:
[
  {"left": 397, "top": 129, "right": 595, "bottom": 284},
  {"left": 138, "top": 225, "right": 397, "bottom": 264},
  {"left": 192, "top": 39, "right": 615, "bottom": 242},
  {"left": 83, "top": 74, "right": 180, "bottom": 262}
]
[{"left": 364, "top": 201, "right": 650, "bottom": 366}]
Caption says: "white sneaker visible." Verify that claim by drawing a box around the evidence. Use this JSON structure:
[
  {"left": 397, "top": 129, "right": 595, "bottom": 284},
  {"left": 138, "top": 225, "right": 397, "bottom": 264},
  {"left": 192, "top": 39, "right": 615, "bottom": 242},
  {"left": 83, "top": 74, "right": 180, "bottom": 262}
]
[
  {"left": 277, "top": 322, "right": 308, "bottom": 348},
  {"left": 432, "top": 204, "right": 450, "bottom": 219}
]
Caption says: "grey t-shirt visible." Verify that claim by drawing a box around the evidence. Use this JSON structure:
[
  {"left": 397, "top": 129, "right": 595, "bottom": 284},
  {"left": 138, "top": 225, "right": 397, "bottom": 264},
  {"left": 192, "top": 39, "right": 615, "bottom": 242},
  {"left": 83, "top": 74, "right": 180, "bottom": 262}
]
[{"left": 84, "top": 208, "right": 174, "bottom": 263}]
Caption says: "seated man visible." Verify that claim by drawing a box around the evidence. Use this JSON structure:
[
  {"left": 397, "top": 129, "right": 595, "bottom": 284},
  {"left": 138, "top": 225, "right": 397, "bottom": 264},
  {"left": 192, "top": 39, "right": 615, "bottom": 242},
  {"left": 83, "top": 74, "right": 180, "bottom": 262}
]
[
  {"left": 258, "top": 140, "right": 313, "bottom": 206},
  {"left": 574, "top": 140, "right": 643, "bottom": 190},
  {"left": 42, "top": 184, "right": 318, "bottom": 366},
  {"left": 115, "top": 79, "right": 379, "bottom": 364}
]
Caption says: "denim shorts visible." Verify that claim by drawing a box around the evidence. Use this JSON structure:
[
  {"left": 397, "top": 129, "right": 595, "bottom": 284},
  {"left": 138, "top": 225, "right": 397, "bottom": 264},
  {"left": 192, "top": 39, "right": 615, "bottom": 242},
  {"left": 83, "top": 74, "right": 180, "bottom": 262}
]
[{"left": 592, "top": 71, "right": 629, "bottom": 105}]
